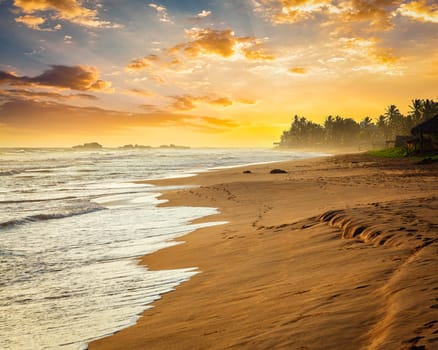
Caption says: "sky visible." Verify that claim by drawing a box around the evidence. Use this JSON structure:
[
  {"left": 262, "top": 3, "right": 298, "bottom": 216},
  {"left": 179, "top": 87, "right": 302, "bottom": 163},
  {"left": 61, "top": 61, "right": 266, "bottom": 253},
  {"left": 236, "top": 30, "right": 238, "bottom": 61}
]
[{"left": 0, "top": 0, "right": 437, "bottom": 147}]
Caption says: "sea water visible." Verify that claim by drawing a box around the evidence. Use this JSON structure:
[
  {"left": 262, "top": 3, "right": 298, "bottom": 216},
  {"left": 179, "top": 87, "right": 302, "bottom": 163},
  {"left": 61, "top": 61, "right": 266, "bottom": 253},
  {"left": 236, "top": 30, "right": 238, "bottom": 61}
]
[{"left": 0, "top": 148, "right": 322, "bottom": 349}]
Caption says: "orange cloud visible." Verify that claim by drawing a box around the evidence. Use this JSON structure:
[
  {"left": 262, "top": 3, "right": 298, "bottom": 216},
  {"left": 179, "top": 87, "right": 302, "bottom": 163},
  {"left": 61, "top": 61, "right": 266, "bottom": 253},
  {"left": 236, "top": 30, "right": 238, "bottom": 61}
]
[
  {"left": 170, "top": 95, "right": 197, "bottom": 110},
  {"left": 333, "top": 36, "right": 402, "bottom": 75},
  {"left": 0, "top": 65, "right": 113, "bottom": 92},
  {"left": 169, "top": 28, "right": 275, "bottom": 60},
  {"left": 169, "top": 94, "right": 235, "bottom": 111},
  {"left": 0, "top": 99, "right": 239, "bottom": 134},
  {"left": 201, "top": 116, "right": 238, "bottom": 128},
  {"left": 13, "top": 0, "right": 120, "bottom": 28},
  {"left": 126, "top": 55, "right": 161, "bottom": 70},
  {"left": 253, "top": 0, "right": 333, "bottom": 24},
  {"left": 209, "top": 97, "right": 233, "bottom": 107},
  {"left": 14, "top": 15, "right": 49, "bottom": 30},
  {"left": 253, "top": 0, "right": 403, "bottom": 34},
  {"left": 236, "top": 98, "right": 257, "bottom": 104},
  {"left": 126, "top": 28, "right": 275, "bottom": 79},
  {"left": 338, "top": 36, "right": 400, "bottom": 65},
  {"left": 288, "top": 67, "right": 307, "bottom": 74},
  {"left": 171, "top": 28, "right": 238, "bottom": 58},
  {"left": 373, "top": 48, "right": 399, "bottom": 64},
  {"left": 168, "top": 94, "right": 260, "bottom": 111},
  {"left": 339, "top": 0, "right": 402, "bottom": 31},
  {"left": 242, "top": 46, "right": 275, "bottom": 61},
  {"left": 0, "top": 88, "right": 97, "bottom": 101},
  {"left": 397, "top": 0, "right": 438, "bottom": 23}
]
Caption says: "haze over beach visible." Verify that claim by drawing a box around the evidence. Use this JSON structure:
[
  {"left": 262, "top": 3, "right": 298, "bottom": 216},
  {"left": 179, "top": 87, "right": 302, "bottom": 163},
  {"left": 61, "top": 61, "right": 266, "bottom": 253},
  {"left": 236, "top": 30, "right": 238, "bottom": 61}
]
[{"left": 1, "top": 1, "right": 438, "bottom": 350}]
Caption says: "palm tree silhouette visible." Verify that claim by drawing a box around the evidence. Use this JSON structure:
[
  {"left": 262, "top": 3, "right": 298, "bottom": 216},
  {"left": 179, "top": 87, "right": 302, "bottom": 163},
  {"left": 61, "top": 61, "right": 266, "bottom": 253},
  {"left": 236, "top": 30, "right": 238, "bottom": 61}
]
[{"left": 409, "top": 99, "right": 423, "bottom": 125}]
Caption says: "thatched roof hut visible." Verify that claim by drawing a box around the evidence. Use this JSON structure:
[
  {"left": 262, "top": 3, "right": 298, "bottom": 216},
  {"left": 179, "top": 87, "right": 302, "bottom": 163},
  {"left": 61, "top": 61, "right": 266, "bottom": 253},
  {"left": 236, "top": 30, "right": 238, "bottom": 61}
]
[
  {"left": 410, "top": 114, "right": 438, "bottom": 153},
  {"left": 411, "top": 114, "right": 438, "bottom": 136}
]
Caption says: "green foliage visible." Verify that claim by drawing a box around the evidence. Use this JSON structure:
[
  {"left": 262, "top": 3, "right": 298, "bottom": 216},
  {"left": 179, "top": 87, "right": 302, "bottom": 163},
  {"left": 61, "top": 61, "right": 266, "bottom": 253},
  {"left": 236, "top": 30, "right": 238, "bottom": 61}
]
[
  {"left": 367, "top": 148, "right": 438, "bottom": 160},
  {"left": 366, "top": 148, "right": 408, "bottom": 158},
  {"left": 278, "top": 98, "right": 438, "bottom": 149}
]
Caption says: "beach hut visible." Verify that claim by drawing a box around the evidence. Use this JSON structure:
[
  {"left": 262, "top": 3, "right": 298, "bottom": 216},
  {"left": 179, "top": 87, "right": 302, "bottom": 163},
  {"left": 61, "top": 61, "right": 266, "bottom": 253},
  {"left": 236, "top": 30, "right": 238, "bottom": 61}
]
[
  {"left": 394, "top": 135, "right": 412, "bottom": 148},
  {"left": 411, "top": 114, "right": 438, "bottom": 153}
]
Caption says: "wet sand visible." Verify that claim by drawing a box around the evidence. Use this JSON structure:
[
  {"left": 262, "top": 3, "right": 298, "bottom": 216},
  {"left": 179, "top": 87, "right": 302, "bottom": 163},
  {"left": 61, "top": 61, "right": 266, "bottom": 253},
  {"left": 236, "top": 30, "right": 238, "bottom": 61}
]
[{"left": 89, "top": 154, "right": 438, "bottom": 350}]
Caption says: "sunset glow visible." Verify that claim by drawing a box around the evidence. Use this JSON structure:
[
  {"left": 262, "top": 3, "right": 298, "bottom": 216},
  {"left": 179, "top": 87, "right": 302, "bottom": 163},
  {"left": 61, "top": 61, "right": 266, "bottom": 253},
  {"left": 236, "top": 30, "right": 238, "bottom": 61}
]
[{"left": 1, "top": 0, "right": 437, "bottom": 147}]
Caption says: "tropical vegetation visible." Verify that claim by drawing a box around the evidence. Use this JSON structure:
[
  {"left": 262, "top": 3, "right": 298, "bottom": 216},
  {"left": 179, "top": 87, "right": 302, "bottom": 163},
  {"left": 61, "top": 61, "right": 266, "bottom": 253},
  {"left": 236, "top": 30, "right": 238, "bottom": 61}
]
[{"left": 277, "top": 99, "right": 438, "bottom": 149}]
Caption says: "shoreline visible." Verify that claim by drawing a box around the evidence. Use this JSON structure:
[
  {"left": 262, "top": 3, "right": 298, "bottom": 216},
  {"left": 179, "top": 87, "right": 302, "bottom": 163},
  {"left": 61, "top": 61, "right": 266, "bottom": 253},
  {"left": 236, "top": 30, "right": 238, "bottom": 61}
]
[
  {"left": 89, "top": 153, "right": 438, "bottom": 350},
  {"left": 132, "top": 151, "right": 331, "bottom": 184}
]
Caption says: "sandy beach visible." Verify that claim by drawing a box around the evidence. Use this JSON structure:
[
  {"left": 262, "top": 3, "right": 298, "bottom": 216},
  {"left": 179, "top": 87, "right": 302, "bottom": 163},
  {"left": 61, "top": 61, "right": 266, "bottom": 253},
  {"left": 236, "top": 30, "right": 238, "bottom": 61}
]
[{"left": 89, "top": 153, "right": 438, "bottom": 350}]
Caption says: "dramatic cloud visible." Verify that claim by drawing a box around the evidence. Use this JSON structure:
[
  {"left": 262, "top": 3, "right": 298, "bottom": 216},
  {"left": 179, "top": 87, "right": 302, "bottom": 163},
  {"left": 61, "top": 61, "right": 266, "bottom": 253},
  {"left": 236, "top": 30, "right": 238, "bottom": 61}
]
[
  {"left": 0, "top": 65, "right": 113, "bottom": 92},
  {"left": 253, "top": 0, "right": 406, "bottom": 33},
  {"left": 0, "top": 99, "right": 239, "bottom": 133},
  {"left": 169, "top": 28, "right": 237, "bottom": 58},
  {"left": 149, "top": 3, "right": 173, "bottom": 23},
  {"left": 13, "top": 0, "right": 120, "bottom": 28},
  {"left": 169, "top": 28, "right": 274, "bottom": 60},
  {"left": 397, "top": 0, "right": 438, "bottom": 23},
  {"left": 126, "top": 28, "right": 275, "bottom": 79}
]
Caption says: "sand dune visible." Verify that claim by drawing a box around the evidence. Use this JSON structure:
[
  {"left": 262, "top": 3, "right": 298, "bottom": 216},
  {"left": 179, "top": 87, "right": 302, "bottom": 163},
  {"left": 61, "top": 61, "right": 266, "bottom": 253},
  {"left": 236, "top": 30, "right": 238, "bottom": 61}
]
[{"left": 89, "top": 154, "right": 438, "bottom": 350}]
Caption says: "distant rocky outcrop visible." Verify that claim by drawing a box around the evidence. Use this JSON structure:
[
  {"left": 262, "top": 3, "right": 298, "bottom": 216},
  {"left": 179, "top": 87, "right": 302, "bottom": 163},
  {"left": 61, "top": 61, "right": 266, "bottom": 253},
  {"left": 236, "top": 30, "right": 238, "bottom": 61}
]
[
  {"left": 159, "top": 144, "right": 190, "bottom": 149},
  {"left": 119, "top": 144, "right": 152, "bottom": 149},
  {"left": 72, "top": 142, "right": 103, "bottom": 149}
]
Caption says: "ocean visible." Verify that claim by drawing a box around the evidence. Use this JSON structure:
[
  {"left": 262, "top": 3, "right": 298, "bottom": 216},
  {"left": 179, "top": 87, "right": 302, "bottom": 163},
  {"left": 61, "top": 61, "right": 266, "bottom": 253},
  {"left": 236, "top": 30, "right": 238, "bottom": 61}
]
[{"left": 0, "top": 148, "right": 323, "bottom": 349}]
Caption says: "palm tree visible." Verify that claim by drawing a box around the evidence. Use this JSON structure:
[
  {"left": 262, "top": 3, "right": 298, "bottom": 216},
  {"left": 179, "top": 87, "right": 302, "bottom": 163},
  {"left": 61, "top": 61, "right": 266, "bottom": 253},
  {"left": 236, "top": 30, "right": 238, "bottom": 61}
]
[
  {"left": 376, "top": 114, "right": 390, "bottom": 141},
  {"left": 384, "top": 105, "right": 405, "bottom": 137},
  {"left": 409, "top": 99, "right": 423, "bottom": 125},
  {"left": 342, "top": 118, "right": 361, "bottom": 145},
  {"left": 359, "top": 116, "right": 375, "bottom": 144},
  {"left": 422, "top": 99, "right": 438, "bottom": 121},
  {"left": 360, "top": 116, "right": 373, "bottom": 128},
  {"left": 324, "top": 115, "right": 334, "bottom": 145}
]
